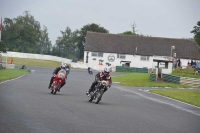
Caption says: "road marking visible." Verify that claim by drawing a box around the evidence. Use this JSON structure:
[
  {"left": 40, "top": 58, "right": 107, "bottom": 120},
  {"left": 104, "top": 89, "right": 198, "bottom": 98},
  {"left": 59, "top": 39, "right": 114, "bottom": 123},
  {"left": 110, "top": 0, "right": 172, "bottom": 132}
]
[
  {"left": 0, "top": 75, "right": 26, "bottom": 85},
  {"left": 114, "top": 86, "right": 200, "bottom": 116}
]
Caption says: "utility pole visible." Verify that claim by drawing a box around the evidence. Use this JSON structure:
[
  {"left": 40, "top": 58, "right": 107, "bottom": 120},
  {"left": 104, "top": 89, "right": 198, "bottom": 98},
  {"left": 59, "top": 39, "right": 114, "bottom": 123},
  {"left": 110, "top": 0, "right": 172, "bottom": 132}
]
[
  {"left": 0, "top": 17, "right": 2, "bottom": 42},
  {"left": 130, "top": 22, "right": 138, "bottom": 34}
]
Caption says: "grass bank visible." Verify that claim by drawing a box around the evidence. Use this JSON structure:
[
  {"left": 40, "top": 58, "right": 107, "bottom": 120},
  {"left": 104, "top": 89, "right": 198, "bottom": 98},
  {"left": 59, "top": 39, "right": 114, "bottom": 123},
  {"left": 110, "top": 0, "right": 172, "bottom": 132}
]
[
  {"left": 1, "top": 56, "right": 65, "bottom": 68},
  {"left": 0, "top": 69, "right": 30, "bottom": 82},
  {"left": 172, "top": 67, "right": 200, "bottom": 79},
  {"left": 150, "top": 90, "right": 200, "bottom": 107}
]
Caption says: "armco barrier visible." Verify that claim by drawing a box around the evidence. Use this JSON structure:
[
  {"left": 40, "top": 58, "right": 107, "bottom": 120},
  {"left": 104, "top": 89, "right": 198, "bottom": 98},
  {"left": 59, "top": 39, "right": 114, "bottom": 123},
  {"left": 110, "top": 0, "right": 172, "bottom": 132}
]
[
  {"left": 162, "top": 73, "right": 200, "bottom": 87},
  {"left": 116, "top": 66, "right": 148, "bottom": 73},
  {"left": 179, "top": 77, "right": 200, "bottom": 87},
  {"left": 162, "top": 74, "right": 180, "bottom": 84},
  {"left": 150, "top": 73, "right": 156, "bottom": 81}
]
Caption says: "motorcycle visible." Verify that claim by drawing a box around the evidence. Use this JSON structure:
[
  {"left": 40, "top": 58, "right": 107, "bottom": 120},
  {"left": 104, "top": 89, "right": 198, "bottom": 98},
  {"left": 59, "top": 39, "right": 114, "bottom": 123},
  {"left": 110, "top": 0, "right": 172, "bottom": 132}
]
[
  {"left": 88, "top": 80, "right": 108, "bottom": 104},
  {"left": 88, "top": 68, "right": 93, "bottom": 75},
  {"left": 50, "top": 69, "right": 66, "bottom": 95},
  {"left": 66, "top": 68, "right": 70, "bottom": 75}
]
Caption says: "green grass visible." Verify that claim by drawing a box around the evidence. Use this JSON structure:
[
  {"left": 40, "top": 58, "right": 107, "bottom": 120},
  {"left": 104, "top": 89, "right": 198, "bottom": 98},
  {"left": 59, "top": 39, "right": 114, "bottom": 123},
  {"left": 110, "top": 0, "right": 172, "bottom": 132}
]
[
  {"left": 1, "top": 56, "right": 68, "bottom": 68},
  {"left": 150, "top": 90, "right": 200, "bottom": 107},
  {"left": 112, "top": 73, "right": 191, "bottom": 88},
  {"left": 0, "top": 69, "right": 30, "bottom": 82},
  {"left": 172, "top": 67, "right": 200, "bottom": 79}
]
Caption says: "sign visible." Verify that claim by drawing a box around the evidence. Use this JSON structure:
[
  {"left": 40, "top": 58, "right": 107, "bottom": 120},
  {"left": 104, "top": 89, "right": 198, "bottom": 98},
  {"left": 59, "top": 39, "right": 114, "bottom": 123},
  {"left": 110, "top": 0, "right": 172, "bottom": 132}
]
[{"left": 108, "top": 54, "right": 115, "bottom": 62}]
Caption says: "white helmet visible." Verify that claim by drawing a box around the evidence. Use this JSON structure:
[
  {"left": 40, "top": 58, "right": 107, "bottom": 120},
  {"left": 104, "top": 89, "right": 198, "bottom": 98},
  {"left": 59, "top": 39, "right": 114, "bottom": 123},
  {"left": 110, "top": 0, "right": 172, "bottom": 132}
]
[
  {"left": 104, "top": 67, "right": 110, "bottom": 75},
  {"left": 61, "top": 63, "right": 66, "bottom": 69}
]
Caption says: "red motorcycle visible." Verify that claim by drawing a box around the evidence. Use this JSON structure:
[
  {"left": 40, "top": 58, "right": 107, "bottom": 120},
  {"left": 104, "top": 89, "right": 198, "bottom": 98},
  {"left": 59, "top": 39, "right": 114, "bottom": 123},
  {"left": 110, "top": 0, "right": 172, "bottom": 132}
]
[{"left": 50, "top": 69, "right": 66, "bottom": 95}]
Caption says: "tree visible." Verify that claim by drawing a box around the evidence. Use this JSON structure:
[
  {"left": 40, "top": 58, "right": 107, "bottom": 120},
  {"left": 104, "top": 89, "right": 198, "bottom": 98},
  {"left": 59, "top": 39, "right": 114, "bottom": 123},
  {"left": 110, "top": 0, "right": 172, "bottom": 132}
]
[
  {"left": 121, "top": 31, "right": 136, "bottom": 35},
  {"left": 0, "top": 41, "right": 6, "bottom": 52},
  {"left": 191, "top": 21, "right": 200, "bottom": 46},
  {"left": 39, "top": 26, "right": 52, "bottom": 54},
  {"left": 77, "top": 23, "right": 109, "bottom": 59},
  {"left": 2, "top": 11, "right": 45, "bottom": 53},
  {"left": 55, "top": 27, "right": 79, "bottom": 59}
]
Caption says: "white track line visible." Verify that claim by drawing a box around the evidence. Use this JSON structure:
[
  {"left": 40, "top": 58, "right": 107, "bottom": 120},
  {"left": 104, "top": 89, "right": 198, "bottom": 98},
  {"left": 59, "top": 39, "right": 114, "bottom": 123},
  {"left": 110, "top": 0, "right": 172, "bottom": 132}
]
[
  {"left": 0, "top": 75, "right": 26, "bottom": 85},
  {"left": 114, "top": 86, "right": 200, "bottom": 116}
]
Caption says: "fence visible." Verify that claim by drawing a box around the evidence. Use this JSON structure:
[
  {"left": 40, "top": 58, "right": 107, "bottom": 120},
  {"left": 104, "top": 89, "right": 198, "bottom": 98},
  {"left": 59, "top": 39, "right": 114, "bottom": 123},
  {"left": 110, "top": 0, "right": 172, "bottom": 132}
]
[
  {"left": 116, "top": 66, "right": 148, "bottom": 73},
  {"left": 151, "top": 73, "right": 200, "bottom": 87}
]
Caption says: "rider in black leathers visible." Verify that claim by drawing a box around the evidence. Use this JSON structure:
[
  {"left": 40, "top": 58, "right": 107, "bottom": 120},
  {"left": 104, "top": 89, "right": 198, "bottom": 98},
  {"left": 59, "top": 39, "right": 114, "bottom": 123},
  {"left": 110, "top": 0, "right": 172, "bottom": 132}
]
[
  {"left": 65, "top": 64, "right": 70, "bottom": 75},
  {"left": 86, "top": 67, "right": 112, "bottom": 95},
  {"left": 48, "top": 63, "right": 67, "bottom": 92}
]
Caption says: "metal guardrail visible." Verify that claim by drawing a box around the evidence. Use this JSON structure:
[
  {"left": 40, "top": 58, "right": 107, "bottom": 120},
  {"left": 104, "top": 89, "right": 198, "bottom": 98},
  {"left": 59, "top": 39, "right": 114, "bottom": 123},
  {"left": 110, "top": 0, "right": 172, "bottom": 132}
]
[
  {"left": 116, "top": 66, "right": 148, "bottom": 73},
  {"left": 150, "top": 74, "right": 156, "bottom": 81},
  {"left": 154, "top": 73, "right": 200, "bottom": 87}
]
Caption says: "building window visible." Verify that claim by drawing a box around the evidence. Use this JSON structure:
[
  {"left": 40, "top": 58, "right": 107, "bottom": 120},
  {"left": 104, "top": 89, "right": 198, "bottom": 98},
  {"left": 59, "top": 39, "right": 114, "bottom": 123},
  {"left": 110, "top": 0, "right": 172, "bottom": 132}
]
[
  {"left": 117, "top": 54, "right": 126, "bottom": 59},
  {"left": 91, "top": 52, "right": 103, "bottom": 57},
  {"left": 140, "top": 56, "right": 149, "bottom": 61}
]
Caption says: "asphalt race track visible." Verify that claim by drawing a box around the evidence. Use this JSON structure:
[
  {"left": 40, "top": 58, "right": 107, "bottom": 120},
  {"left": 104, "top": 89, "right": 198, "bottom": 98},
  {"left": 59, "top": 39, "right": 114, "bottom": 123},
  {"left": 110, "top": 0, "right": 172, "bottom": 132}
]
[{"left": 0, "top": 67, "right": 200, "bottom": 133}]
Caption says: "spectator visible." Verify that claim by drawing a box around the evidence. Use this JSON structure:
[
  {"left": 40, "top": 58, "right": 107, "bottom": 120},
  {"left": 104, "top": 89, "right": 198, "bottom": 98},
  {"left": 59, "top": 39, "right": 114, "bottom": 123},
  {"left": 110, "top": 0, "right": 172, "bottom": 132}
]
[
  {"left": 196, "top": 61, "right": 200, "bottom": 68},
  {"left": 178, "top": 58, "right": 181, "bottom": 68},
  {"left": 191, "top": 60, "right": 193, "bottom": 67},
  {"left": 192, "top": 60, "right": 196, "bottom": 68},
  {"left": 9, "top": 58, "right": 13, "bottom": 64},
  {"left": 173, "top": 58, "right": 177, "bottom": 69}
]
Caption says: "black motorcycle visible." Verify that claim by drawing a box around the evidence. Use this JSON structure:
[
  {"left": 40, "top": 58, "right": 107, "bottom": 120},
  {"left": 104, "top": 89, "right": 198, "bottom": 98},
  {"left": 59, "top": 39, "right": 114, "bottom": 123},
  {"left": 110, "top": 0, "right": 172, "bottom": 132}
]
[
  {"left": 66, "top": 68, "right": 70, "bottom": 76},
  {"left": 88, "top": 80, "right": 108, "bottom": 104},
  {"left": 88, "top": 68, "right": 93, "bottom": 75}
]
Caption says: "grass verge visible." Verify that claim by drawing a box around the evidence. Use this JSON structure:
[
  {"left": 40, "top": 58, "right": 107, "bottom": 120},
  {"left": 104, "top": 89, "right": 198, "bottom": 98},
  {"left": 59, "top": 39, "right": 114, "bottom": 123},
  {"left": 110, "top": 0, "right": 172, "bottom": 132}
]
[
  {"left": 172, "top": 67, "right": 200, "bottom": 79},
  {"left": 1, "top": 56, "right": 66, "bottom": 68},
  {"left": 112, "top": 73, "right": 191, "bottom": 88},
  {"left": 150, "top": 90, "right": 200, "bottom": 107},
  {"left": 0, "top": 69, "right": 30, "bottom": 82},
  {"left": 112, "top": 72, "right": 200, "bottom": 107}
]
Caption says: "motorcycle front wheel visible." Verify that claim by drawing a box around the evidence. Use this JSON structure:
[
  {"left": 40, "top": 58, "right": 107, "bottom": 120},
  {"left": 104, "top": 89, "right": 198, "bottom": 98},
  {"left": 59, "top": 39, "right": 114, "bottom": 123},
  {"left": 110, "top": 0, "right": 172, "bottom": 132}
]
[
  {"left": 94, "top": 90, "right": 103, "bottom": 104},
  {"left": 88, "top": 92, "right": 94, "bottom": 102}
]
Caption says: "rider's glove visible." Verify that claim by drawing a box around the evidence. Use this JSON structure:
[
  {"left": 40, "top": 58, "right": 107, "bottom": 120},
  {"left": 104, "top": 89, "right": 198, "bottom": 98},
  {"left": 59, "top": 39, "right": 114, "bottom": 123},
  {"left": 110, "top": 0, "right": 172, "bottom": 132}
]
[{"left": 53, "top": 74, "right": 56, "bottom": 77}]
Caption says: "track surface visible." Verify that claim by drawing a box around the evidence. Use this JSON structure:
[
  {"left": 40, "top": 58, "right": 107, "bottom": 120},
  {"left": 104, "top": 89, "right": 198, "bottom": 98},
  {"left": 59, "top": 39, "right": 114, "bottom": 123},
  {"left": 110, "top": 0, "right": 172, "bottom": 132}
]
[{"left": 0, "top": 67, "right": 200, "bottom": 133}]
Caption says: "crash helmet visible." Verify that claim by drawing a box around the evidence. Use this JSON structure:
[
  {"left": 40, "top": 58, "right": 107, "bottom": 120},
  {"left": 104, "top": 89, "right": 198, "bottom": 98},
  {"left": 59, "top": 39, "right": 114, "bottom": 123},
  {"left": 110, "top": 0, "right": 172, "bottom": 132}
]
[
  {"left": 104, "top": 67, "right": 110, "bottom": 76},
  {"left": 60, "top": 63, "right": 66, "bottom": 69}
]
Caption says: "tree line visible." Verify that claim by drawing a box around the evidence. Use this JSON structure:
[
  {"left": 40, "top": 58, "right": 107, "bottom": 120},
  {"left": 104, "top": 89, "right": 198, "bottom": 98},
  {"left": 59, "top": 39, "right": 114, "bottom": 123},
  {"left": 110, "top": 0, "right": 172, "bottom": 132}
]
[
  {"left": 0, "top": 11, "right": 199, "bottom": 60},
  {"left": 0, "top": 11, "right": 108, "bottom": 60}
]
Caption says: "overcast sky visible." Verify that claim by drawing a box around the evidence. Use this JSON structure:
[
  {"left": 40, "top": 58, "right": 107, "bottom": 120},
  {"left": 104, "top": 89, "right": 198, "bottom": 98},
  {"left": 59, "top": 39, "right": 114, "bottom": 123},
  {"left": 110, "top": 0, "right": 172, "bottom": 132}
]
[{"left": 0, "top": 0, "right": 200, "bottom": 44}]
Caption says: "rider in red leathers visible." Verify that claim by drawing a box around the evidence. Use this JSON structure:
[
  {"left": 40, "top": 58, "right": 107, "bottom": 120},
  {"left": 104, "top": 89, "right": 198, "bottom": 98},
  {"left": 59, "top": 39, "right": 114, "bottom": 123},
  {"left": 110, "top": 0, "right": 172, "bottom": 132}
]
[{"left": 48, "top": 63, "right": 67, "bottom": 92}]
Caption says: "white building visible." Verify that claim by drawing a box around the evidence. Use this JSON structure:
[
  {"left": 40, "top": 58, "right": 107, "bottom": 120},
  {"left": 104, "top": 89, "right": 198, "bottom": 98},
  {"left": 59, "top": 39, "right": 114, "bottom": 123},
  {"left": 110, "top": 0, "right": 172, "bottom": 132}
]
[{"left": 84, "top": 32, "right": 200, "bottom": 74}]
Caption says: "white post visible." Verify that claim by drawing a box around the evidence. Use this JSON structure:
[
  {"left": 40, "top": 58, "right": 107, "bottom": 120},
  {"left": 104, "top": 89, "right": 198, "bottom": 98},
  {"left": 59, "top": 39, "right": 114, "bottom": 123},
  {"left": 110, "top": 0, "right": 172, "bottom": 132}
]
[
  {"left": 6, "top": 55, "right": 7, "bottom": 68},
  {"left": 0, "top": 30, "right": 1, "bottom": 42},
  {"left": 0, "top": 17, "right": 2, "bottom": 42}
]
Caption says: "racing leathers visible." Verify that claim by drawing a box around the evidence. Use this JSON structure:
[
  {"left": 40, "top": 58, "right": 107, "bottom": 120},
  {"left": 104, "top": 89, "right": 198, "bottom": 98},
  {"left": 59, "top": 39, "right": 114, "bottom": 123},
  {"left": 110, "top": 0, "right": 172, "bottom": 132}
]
[
  {"left": 48, "top": 67, "right": 67, "bottom": 91},
  {"left": 88, "top": 71, "right": 112, "bottom": 94}
]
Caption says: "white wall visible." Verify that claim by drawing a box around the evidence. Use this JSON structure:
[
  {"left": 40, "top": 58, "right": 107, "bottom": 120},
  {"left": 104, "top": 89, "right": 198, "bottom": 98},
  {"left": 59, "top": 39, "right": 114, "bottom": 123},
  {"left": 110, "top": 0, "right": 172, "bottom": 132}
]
[
  {"left": 84, "top": 51, "right": 173, "bottom": 72},
  {"left": 1, "top": 51, "right": 72, "bottom": 64}
]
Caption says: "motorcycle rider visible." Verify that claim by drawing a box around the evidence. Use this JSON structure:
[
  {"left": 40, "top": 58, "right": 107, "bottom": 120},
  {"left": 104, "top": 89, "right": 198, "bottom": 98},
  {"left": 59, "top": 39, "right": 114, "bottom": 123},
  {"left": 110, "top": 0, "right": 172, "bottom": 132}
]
[
  {"left": 65, "top": 64, "right": 70, "bottom": 75},
  {"left": 86, "top": 67, "right": 112, "bottom": 96},
  {"left": 48, "top": 63, "right": 67, "bottom": 92},
  {"left": 88, "top": 67, "right": 93, "bottom": 75}
]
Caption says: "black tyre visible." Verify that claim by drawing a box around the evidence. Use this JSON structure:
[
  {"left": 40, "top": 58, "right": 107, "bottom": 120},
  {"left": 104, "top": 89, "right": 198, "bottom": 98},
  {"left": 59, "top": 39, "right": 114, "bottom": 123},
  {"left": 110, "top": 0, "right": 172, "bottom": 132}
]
[
  {"left": 88, "top": 92, "right": 94, "bottom": 102},
  {"left": 51, "top": 90, "right": 54, "bottom": 94},
  {"left": 95, "top": 90, "right": 104, "bottom": 104},
  {"left": 54, "top": 82, "right": 61, "bottom": 95}
]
